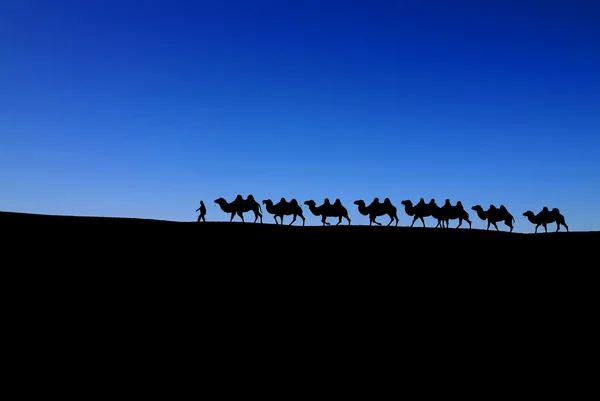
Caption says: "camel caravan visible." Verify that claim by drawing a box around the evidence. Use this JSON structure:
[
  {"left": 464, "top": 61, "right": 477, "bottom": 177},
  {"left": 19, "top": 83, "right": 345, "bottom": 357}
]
[{"left": 208, "top": 195, "right": 569, "bottom": 233}]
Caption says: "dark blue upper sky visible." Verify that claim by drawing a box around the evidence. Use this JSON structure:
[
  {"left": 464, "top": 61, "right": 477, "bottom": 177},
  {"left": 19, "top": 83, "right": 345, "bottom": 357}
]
[{"left": 2, "top": 0, "right": 599, "bottom": 231}]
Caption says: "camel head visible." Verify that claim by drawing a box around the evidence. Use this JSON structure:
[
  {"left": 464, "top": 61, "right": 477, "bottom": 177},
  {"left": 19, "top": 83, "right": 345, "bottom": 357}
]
[
  {"left": 401, "top": 200, "right": 412, "bottom": 207},
  {"left": 354, "top": 200, "right": 365, "bottom": 206},
  {"left": 471, "top": 205, "right": 483, "bottom": 212},
  {"left": 262, "top": 199, "right": 273, "bottom": 206},
  {"left": 214, "top": 197, "right": 226, "bottom": 205},
  {"left": 304, "top": 200, "right": 316, "bottom": 207},
  {"left": 523, "top": 210, "right": 534, "bottom": 218}
]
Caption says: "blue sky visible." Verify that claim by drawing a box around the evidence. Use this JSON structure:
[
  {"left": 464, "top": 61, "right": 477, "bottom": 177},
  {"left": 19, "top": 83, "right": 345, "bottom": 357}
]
[{"left": 1, "top": 0, "right": 599, "bottom": 232}]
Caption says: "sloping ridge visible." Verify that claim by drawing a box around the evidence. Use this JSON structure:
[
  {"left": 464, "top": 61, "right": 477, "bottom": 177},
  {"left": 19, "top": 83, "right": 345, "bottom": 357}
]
[{"left": 2, "top": 210, "right": 597, "bottom": 241}]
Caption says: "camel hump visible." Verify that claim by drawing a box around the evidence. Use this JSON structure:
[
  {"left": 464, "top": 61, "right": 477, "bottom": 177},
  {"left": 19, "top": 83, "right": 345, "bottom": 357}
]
[
  {"left": 290, "top": 198, "right": 298, "bottom": 205},
  {"left": 456, "top": 200, "right": 463, "bottom": 208},
  {"left": 542, "top": 206, "right": 549, "bottom": 211},
  {"left": 499, "top": 204, "right": 507, "bottom": 211},
  {"left": 334, "top": 198, "right": 342, "bottom": 205},
  {"left": 280, "top": 197, "right": 287, "bottom": 203},
  {"left": 552, "top": 207, "right": 560, "bottom": 213},
  {"left": 247, "top": 194, "right": 255, "bottom": 200},
  {"left": 384, "top": 198, "right": 391, "bottom": 204}
]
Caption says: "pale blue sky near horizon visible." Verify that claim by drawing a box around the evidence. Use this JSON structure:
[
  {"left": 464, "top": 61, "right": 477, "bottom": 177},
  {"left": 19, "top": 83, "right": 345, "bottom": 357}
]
[{"left": 1, "top": 0, "right": 599, "bottom": 232}]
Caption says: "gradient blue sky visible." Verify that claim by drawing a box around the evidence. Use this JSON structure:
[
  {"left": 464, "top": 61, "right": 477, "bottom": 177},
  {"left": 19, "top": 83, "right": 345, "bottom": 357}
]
[{"left": 2, "top": 0, "right": 599, "bottom": 232}]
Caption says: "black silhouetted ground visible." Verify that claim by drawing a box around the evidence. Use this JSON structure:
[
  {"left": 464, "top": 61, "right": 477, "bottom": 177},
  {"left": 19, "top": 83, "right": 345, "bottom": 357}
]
[{"left": 4, "top": 210, "right": 596, "bottom": 357}]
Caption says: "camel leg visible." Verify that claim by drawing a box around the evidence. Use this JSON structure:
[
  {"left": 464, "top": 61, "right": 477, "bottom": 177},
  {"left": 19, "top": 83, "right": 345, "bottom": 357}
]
[
  {"left": 492, "top": 221, "right": 499, "bottom": 231},
  {"left": 410, "top": 216, "right": 417, "bottom": 227},
  {"left": 238, "top": 211, "right": 245, "bottom": 223},
  {"left": 420, "top": 217, "right": 426, "bottom": 227},
  {"left": 535, "top": 224, "right": 539, "bottom": 233},
  {"left": 336, "top": 216, "right": 342, "bottom": 226},
  {"left": 322, "top": 216, "right": 330, "bottom": 226},
  {"left": 456, "top": 219, "right": 462, "bottom": 229},
  {"left": 273, "top": 215, "right": 279, "bottom": 224},
  {"left": 230, "top": 212, "right": 235, "bottom": 222},
  {"left": 387, "top": 215, "right": 393, "bottom": 226},
  {"left": 301, "top": 215, "right": 305, "bottom": 226},
  {"left": 289, "top": 215, "right": 296, "bottom": 226},
  {"left": 394, "top": 216, "right": 399, "bottom": 227},
  {"left": 563, "top": 221, "right": 569, "bottom": 232},
  {"left": 280, "top": 215, "right": 284, "bottom": 225},
  {"left": 372, "top": 216, "right": 382, "bottom": 226},
  {"left": 543, "top": 223, "right": 547, "bottom": 233},
  {"left": 556, "top": 222, "right": 560, "bottom": 232},
  {"left": 506, "top": 221, "right": 513, "bottom": 233},
  {"left": 345, "top": 216, "right": 351, "bottom": 225}
]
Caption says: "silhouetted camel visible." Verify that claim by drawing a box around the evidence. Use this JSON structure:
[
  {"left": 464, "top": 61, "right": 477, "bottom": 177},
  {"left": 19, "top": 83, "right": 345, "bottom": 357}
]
[
  {"left": 214, "top": 194, "right": 263, "bottom": 223},
  {"left": 304, "top": 198, "right": 351, "bottom": 226},
  {"left": 440, "top": 199, "right": 472, "bottom": 229},
  {"left": 400, "top": 198, "right": 445, "bottom": 228},
  {"left": 353, "top": 198, "right": 399, "bottom": 226},
  {"left": 471, "top": 204, "right": 514, "bottom": 232},
  {"left": 262, "top": 198, "right": 305, "bottom": 226},
  {"left": 195, "top": 200, "right": 206, "bottom": 222},
  {"left": 523, "top": 207, "right": 568, "bottom": 233}
]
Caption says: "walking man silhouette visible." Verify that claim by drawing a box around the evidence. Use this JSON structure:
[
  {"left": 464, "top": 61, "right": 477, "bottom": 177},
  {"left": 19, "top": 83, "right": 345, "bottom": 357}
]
[{"left": 196, "top": 200, "right": 206, "bottom": 222}]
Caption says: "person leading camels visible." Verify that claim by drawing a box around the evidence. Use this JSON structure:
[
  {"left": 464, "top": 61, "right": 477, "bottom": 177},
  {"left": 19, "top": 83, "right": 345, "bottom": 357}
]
[
  {"left": 214, "top": 194, "right": 263, "bottom": 223},
  {"left": 196, "top": 200, "right": 206, "bottom": 222},
  {"left": 304, "top": 198, "right": 351, "bottom": 226}
]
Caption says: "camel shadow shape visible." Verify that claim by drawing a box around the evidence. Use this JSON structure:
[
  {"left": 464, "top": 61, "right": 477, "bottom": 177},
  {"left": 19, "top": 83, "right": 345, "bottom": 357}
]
[
  {"left": 440, "top": 199, "right": 472, "bottom": 229},
  {"left": 214, "top": 194, "right": 263, "bottom": 223},
  {"left": 471, "top": 204, "right": 514, "bottom": 232},
  {"left": 262, "top": 198, "right": 305, "bottom": 226},
  {"left": 304, "top": 198, "right": 351, "bottom": 226},
  {"left": 523, "top": 207, "right": 568, "bottom": 233},
  {"left": 400, "top": 198, "right": 446, "bottom": 228},
  {"left": 353, "top": 198, "right": 399, "bottom": 226}
]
